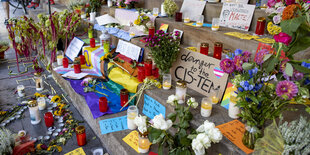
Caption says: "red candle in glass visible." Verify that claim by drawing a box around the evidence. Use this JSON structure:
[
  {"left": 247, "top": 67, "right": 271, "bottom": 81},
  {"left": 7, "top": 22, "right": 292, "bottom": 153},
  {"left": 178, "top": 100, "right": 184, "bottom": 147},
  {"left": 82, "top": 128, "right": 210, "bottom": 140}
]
[
  {"left": 90, "top": 38, "right": 96, "bottom": 48},
  {"left": 144, "top": 59, "right": 152, "bottom": 76},
  {"left": 99, "top": 97, "right": 108, "bottom": 112},
  {"left": 149, "top": 26, "right": 155, "bottom": 38},
  {"left": 200, "top": 43, "right": 209, "bottom": 56},
  {"left": 175, "top": 12, "right": 183, "bottom": 22},
  {"left": 152, "top": 67, "right": 159, "bottom": 79},
  {"left": 255, "top": 17, "right": 266, "bottom": 36},
  {"left": 138, "top": 66, "right": 145, "bottom": 82},
  {"left": 44, "top": 112, "right": 54, "bottom": 127},
  {"left": 79, "top": 55, "right": 86, "bottom": 65},
  {"left": 213, "top": 42, "right": 223, "bottom": 60},
  {"left": 63, "top": 57, "right": 69, "bottom": 68},
  {"left": 120, "top": 89, "right": 129, "bottom": 107},
  {"left": 74, "top": 64, "right": 81, "bottom": 73},
  {"left": 76, "top": 126, "right": 86, "bottom": 146}
]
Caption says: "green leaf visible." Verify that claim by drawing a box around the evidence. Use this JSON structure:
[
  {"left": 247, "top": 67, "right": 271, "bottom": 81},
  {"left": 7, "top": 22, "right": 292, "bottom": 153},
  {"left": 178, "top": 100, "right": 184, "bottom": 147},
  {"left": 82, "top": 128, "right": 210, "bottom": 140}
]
[
  {"left": 167, "top": 113, "right": 177, "bottom": 122},
  {"left": 158, "top": 143, "right": 164, "bottom": 155},
  {"left": 265, "top": 57, "right": 278, "bottom": 73},
  {"left": 291, "top": 63, "right": 310, "bottom": 74},
  {"left": 179, "top": 121, "right": 190, "bottom": 128},
  {"left": 187, "top": 134, "right": 197, "bottom": 140},
  {"left": 180, "top": 137, "right": 191, "bottom": 146},
  {"left": 242, "top": 63, "right": 254, "bottom": 71},
  {"left": 285, "top": 63, "right": 293, "bottom": 77},
  {"left": 148, "top": 128, "right": 163, "bottom": 143},
  {"left": 263, "top": 54, "right": 273, "bottom": 62},
  {"left": 184, "top": 111, "right": 193, "bottom": 120},
  {"left": 280, "top": 16, "right": 305, "bottom": 36}
]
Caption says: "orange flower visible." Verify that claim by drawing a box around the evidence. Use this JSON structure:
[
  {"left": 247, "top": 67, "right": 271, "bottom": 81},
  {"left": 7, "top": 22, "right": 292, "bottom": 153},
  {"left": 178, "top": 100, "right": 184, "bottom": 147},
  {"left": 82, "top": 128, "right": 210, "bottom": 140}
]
[{"left": 282, "top": 4, "right": 302, "bottom": 20}]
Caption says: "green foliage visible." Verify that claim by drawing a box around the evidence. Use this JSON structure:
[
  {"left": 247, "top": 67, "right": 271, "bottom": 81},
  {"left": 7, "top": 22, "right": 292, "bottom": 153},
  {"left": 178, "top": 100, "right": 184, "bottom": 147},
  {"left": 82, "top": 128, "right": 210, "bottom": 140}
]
[
  {"left": 0, "top": 128, "right": 15, "bottom": 155},
  {"left": 163, "top": 0, "right": 178, "bottom": 17}
]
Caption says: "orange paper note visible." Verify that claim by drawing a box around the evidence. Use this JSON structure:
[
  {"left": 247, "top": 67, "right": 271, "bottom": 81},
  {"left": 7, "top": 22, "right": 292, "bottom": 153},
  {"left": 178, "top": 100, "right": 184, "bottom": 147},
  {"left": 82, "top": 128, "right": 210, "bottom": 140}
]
[
  {"left": 123, "top": 130, "right": 140, "bottom": 153},
  {"left": 216, "top": 120, "right": 254, "bottom": 154}
]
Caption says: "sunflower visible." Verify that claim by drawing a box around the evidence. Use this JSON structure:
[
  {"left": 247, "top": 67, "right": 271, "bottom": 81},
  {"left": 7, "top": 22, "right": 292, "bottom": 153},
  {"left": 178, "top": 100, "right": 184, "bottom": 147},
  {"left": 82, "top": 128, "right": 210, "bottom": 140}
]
[{"left": 51, "top": 95, "right": 61, "bottom": 103}]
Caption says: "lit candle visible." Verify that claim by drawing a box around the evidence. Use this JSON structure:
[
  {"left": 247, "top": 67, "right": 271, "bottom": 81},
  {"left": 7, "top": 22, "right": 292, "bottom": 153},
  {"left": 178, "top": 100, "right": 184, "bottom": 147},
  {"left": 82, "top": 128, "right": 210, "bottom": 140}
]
[
  {"left": 213, "top": 42, "right": 223, "bottom": 60},
  {"left": 138, "top": 133, "right": 150, "bottom": 153},
  {"left": 176, "top": 80, "right": 187, "bottom": 104},
  {"left": 37, "top": 97, "right": 46, "bottom": 110},
  {"left": 162, "top": 74, "right": 172, "bottom": 90},
  {"left": 196, "top": 15, "right": 204, "bottom": 27},
  {"left": 201, "top": 97, "right": 212, "bottom": 117},
  {"left": 44, "top": 112, "right": 54, "bottom": 127},
  {"left": 28, "top": 100, "right": 41, "bottom": 125},
  {"left": 153, "top": 8, "right": 159, "bottom": 17},
  {"left": 57, "top": 55, "right": 63, "bottom": 66},
  {"left": 228, "top": 90, "right": 240, "bottom": 119},
  {"left": 211, "top": 96, "right": 219, "bottom": 104},
  {"left": 17, "top": 85, "right": 25, "bottom": 97},
  {"left": 127, "top": 105, "right": 138, "bottom": 130},
  {"left": 211, "top": 18, "right": 220, "bottom": 31},
  {"left": 120, "top": 89, "right": 129, "bottom": 107}
]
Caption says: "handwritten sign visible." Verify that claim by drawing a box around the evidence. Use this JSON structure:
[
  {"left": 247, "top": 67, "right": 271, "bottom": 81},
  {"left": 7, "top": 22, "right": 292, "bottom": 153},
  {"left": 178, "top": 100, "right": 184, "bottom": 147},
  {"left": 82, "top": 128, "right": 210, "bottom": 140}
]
[
  {"left": 171, "top": 50, "right": 228, "bottom": 100},
  {"left": 96, "top": 14, "right": 120, "bottom": 26},
  {"left": 65, "top": 147, "right": 86, "bottom": 155},
  {"left": 116, "top": 40, "right": 141, "bottom": 61},
  {"left": 216, "top": 120, "right": 254, "bottom": 154},
  {"left": 99, "top": 116, "right": 128, "bottom": 134},
  {"left": 65, "top": 37, "right": 84, "bottom": 61},
  {"left": 219, "top": 3, "right": 255, "bottom": 31},
  {"left": 143, "top": 94, "right": 166, "bottom": 119},
  {"left": 123, "top": 130, "right": 140, "bottom": 153},
  {"left": 180, "top": 0, "right": 206, "bottom": 21}
]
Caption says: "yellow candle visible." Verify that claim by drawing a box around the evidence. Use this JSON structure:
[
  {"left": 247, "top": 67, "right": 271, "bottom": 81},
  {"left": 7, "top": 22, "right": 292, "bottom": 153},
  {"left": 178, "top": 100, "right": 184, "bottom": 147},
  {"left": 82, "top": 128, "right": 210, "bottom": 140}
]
[
  {"left": 201, "top": 102, "right": 212, "bottom": 110},
  {"left": 211, "top": 96, "right": 219, "bottom": 104},
  {"left": 163, "top": 81, "right": 171, "bottom": 89},
  {"left": 184, "top": 17, "right": 190, "bottom": 23},
  {"left": 129, "top": 32, "right": 135, "bottom": 37},
  {"left": 196, "top": 22, "right": 203, "bottom": 27},
  {"left": 128, "top": 112, "right": 137, "bottom": 120}
]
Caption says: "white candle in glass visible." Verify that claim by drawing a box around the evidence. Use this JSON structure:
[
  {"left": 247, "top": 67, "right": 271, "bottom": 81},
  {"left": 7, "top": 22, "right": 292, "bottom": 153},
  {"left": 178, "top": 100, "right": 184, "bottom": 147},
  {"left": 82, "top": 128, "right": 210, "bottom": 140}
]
[
  {"left": 17, "top": 85, "right": 25, "bottom": 97},
  {"left": 108, "top": 0, "right": 112, "bottom": 7},
  {"left": 212, "top": 18, "right": 220, "bottom": 31},
  {"left": 228, "top": 91, "right": 240, "bottom": 119},
  {"left": 201, "top": 97, "right": 212, "bottom": 117},
  {"left": 184, "top": 15, "right": 190, "bottom": 23},
  {"left": 153, "top": 8, "right": 159, "bottom": 17},
  {"left": 37, "top": 97, "right": 46, "bottom": 110},
  {"left": 196, "top": 15, "right": 204, "bottom": 27},
  {"left": 28, "top": 101, "right": 41, "bottom": 125},
  {"left": 162, "top": 74, "right": 171, "bottom": 90},
  {"left": 127, "top": 105, "right": 138, "bottom": 130},
  {"left": 176, "top": 80, "right": 187, "bottom": 104}
]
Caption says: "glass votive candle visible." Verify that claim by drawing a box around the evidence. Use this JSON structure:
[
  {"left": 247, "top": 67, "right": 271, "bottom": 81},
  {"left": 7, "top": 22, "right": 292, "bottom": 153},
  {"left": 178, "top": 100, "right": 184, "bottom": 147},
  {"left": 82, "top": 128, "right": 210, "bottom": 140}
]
[
  {"left": 255, "top": 17, "right": 266, "bottom": 36},
  {"left": 213, "top": 42, "right": 223, "bottom": 60},
  {"left": 17, "top": 85, "right": 25, "bottom": 97},
  {"left": 196, "top": 15, "right": 204, "bottom": 27},
  {"left": 153, "top": 8, "right": 159, "bottom": 16},
  {"left": 149, "top": 26, "right": 155, "bottom": 38},
  {"left": 90, "top": 38, "right": 96, "bottom": 48},
  {"left": 138, "top": 66, "right": 146, "bottom": 82},
  {"left": 63, "top": 57, "right": 69, "bottom": 68},
  {"left": 76, "top": 125, "right": 86, "bottom": 146},
  {"left": 175, "top": 12, "right": 183, "bottom": 22},
  {"left": 44, "top": 112, "right": 54, "bottom": 127},
  {"left": 120, "top": 89, "right": 129, "bottom": 107},
  {"left": 228, "top": 91, "right": 240, "bottom": 119},
  {"left": 212, "top": 18, "right": 220, "bottom": 31},
  {"left": 176, "top": 80, "right": 187, "bottom": 104},
  {"left": 144, "top": 59, "right": 152, "bottom": 76},
  {"left": 162, "top": 74, "right": 172, "bottom": 90},
  {"left": 210, "top": 90, "right": 220, "bottom": 104},
  {"left": 138, "top": 133, "right": 151, "bottom": 153},
  {"left": 99, "top": 97, "right": 108, "bottom": 112},
  {"left": 127, "top": 105, "right": 138, "bottom": 130},
  {"left": 73, "top": 58, "right": 81, "bottom": 74},
  {"left": 28, "top": 100, "right": 41, "bottom": 125},
  {"left": 57, "top": 55, "right": 64, "bottom": 66},
  {"left": 129, "top": 27, "right": 135, "bottom": 37},
  {"left": 201, "top": 97, "right": 212, "bottom": 117},
  {"left": 37, "top": 97, "right": 46, "bottom": 110},
  {"left": 184, "top": 14, "right": 190, "bottom": 23},
  {"left": 200, "top": 43, "right": 209, "bottom": 56},
  {"left": 79, "top": 55, "right": 86, "bottom": 65}
]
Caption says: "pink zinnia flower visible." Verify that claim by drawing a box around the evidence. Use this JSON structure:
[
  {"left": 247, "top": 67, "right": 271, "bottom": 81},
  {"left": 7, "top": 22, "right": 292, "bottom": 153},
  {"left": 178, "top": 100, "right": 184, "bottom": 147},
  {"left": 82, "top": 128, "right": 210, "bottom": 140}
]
[
  {"left": 220, "top": 59, "right": 235, "bottom": 74},
  {"left": 276, "top": 80, "right": 298, "bottom": 100},
  {"left": 254, "top": 49, "right": 270, "bottom": 65},
  {"left": 234, "top": 56, "right": 244, "bottom": 72},
  {"left": 242, "top": 50, "right": 252, "bottom": 62}
]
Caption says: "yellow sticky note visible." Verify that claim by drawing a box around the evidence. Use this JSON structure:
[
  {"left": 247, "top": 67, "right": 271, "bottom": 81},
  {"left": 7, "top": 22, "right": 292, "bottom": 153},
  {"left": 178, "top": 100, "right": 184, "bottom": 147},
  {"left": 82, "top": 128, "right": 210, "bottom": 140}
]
[
  {"left": 65, "top": 147, "right": 86, "bottom": 155},
  {"left": 255, "top": 38, "right": 275, "bottom": 44},
  {"left": 123, "top": 130, "right": 140, "bottom": 153},
  {"left": 185, "top": 47, "right": 198, "bottom": 52}
]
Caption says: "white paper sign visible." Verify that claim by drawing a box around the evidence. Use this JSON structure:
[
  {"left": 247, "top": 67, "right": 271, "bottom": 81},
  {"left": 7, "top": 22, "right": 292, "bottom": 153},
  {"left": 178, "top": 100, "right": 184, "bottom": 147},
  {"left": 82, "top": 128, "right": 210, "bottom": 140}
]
[
  {"left": 96, "top": 14, "right": 120, "bottom": 26},
  {"left": 62, "top": 71, "right": 89, "bottom": 79},
  {"left": 65, "top": 37, "right": 84, "bottom": 61},
  {"left": 180, "top": 0, "right": 206, "bottom": 21},
  {"left": 219, "top": 3, "right": 255, "bottom": 31},
  {"left": 116, "top": 40, "right": 141, "bottom": 61}
]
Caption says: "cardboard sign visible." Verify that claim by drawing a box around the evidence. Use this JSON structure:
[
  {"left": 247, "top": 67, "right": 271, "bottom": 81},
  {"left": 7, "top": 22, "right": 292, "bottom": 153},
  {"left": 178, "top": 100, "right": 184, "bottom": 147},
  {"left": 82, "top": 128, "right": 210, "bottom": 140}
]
[
  {"left": 143, "top": 94, "right": 166, "bottom": 119},
  {"left": 180, "top": 0, "right": 206, "bottom": 21},
  {"left": 219, "top": 3, "right": 255, "bottom": 31},
  {"left": 171, "top": 50, "right": 228, "bottom": 100},
  {"left": 216, "top": 120, "right": 254, "bottom": 154},
  {"left": 99, "top": 116, "right": 128, "bottom": 134},
  {"left": 116, "top": 40, "right": 141, "bottom": 61},
  {"left": 65, "top": 37, "right": 84, "bottom": 61},
  {"left": 123, "top": 130, "right": 140, "bottom": 153}
]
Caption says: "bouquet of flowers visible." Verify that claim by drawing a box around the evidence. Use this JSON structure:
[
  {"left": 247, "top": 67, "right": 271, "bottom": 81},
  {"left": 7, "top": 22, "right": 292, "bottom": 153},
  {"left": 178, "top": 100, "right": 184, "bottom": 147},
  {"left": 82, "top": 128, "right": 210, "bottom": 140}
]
[
  {"left": 134, "top": 12, "right": 150, "bottom": 33},
  {"left": 144, "top": 30, "right": 181, "bottom": 75},
  {"left": 163, "top": 0, "right": 178, "bottom": 17},
  {"left": 117, "top": 0, "right": 138, "bottom": 9}
]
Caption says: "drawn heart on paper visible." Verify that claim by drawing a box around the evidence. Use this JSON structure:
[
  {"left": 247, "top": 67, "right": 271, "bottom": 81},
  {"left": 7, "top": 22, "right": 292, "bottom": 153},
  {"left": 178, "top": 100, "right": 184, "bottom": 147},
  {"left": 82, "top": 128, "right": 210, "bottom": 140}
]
[
  {"left": 213, "top": 67, "right": 224, "bottom": 79},
  {"left": 245, "top": 26, "right": 249, "bottom": 30}
]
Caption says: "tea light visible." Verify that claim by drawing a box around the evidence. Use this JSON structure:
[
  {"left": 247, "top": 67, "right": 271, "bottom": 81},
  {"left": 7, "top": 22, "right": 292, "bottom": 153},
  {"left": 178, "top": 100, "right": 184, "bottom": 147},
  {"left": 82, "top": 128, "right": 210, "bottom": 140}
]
[
  {"left": 127, "top": 105, "right": 138, "bottom": 130},
  {"left": 211, "top": 18, "right": 220, "bottom": 31},
  {"left": 37, "top": 97, "right": 46, "bottom": 110},
  {"left": 211, "top": 96, "right": 219, "bottom": 104},
  {"left": 153, "top": 8, "right": 159, "bottom": 16},
  {"left": 138, "top": 134, "right": 151, "bottom": 153},
  {"left": 176, "top": 80, "right": 187, "bottom": 104},
  {"left": 17, "top": 85, "right": 25, "bottom": 97},
  {"left": 184, "top": 14, "right": 190, "bottom": 23},
  {"left": 201, "top": 97, "right": 212, "bottom": 117},
  {"left": 196, "top": 15, "right": 204, "bottom": 27},
  {"left": 162, "top": 74, "right": 172, "bottom": 90},
  {"left": 55, "top": 129, "right": 61, "bottom": 133}
]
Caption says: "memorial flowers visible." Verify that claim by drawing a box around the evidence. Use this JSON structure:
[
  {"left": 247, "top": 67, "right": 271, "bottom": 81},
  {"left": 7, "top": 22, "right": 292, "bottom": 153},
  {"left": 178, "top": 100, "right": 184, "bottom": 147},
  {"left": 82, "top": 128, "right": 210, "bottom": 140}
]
[
  {"left": 134, "top": 12, "right": 150, "bottom": 33},
  {"left": 163, "top": 0, "right": 178, "bottom": 17},
  {"left": 144, "top": 30, "right": 181, "bottom": 75},
  {"left": 134, "top": 115, "right": 148, "bottom": 134},
  {"left": 118, "top": 0, "right": 138, "bottom": 9}
]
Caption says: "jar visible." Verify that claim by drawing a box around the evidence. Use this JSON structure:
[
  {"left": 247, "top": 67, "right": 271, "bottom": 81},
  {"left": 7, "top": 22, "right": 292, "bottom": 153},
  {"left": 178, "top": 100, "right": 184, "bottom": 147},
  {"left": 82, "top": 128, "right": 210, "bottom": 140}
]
[
  {"left": 196, "top": 15, "right": 204, "bottom": 27},
  {"left": 200, "top": 43, "right": 209, "bottom": 56},
  {"left": 63, "top": 57, "right": 69, "bottom": 68},
  {"left": 44, "top": 112, "right": 54, "bottom": 127},
  {"left": 210, "top": 89, "right": 220, "bottom": 104},
  {"left": 99, "top": 97, "right": 108, "bottom": 112},
  {"left": 34, "top": 73, "right": 44, "bottom": 91},
  {"left": 76, "top": 125, "right": 86, "bottom": 146},
  {"left": 28, "top": 100, "right": 41, "bottom": 125},
  {"left": 201, "top": 97, "right": 212, "bottom": 117},
  {"left": 73, "top": 58, "right": 81, "bottom": 74},
  {"left": 148, "top": 26, "right": 155, "bottom": 38},
  {"left": 90, "top": 38, "right": 96, "bottom": 48},
  {"left": 56, "top": 51, "right": 63, "bottom": 66},
  {"left": 127, "top": 105, "right": 138, "bottom": 130},
  {"left": 100, "top": 30, "right": 111, "bottom": 54},
  {"left": 211, "top": 18, "right": 220, "bottom": 31},
  {"left": 79, "top": 55, "right": 86, "bottom": 65},
  {"left": 88, "top": 28, "right": 93, "bottom": 39},
  {"left": 184, "top": 13, "right": 190, "bottom": 23},
  {"left": 138, "top": 66, "right": 145, "bottom": 82},
  {"left": 162, "top": 74, "right": 172, "bottom": 90},
  {"left": 176, "top": 80, "right": 187, "bottom": 104},
  {"left": 153, "top": 7, "right": 159, "bottom": 17},
  {"left": 228, "top": 90, "right": 240, "bottom": 119},
  {"left": 138, "top": 132, "right": 150, "bottom": 153},
  {"left": 255, "top": 17, "right": 266, "bottom": 36},
  {"left": 17, "top": 85, "right": 25, "bottom": 97},
  {"left": 108, "top": 0, "right": 112, "bottom": 7},
  {"left": 120, "top": 89, "right": 129, "bottom": 107},
  {"left": 144, "top": 59, "right": 152, "bottom": 76},
  {"left": 37, "top": 97, "right": 46, "bottom": 110},
  {"left": 175, "top": 12, "right": 183, "bottom": 22},
  {"left": 213, "top": 42, "right": 223, "bottom": 60}
]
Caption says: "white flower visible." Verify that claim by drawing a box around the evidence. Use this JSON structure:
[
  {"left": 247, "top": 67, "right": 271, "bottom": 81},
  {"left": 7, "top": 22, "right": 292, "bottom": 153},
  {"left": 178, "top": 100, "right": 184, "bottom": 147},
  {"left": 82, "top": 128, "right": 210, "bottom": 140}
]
[
  {"left": 187, "top": 97, "right": 198, "bottom": 109},
  {"left": 265, "top": 7, "right": 276, "bottom": 14},
  {"left": 134, "top": 115, "right": 148, "bottom": 133},
  {"left": 57, "top": 137, "right": 66, "bottom": 143},
  {"left": 167, "top": 95, "right": 178, "bottom": 105},
  {"left": 276, "top": 7, "right": 285, "bottom": 14},
  {"left": 192, "top": 138, "right": 205, "bottom": 155},
  {"left": 196, "top": 124, "right": 205, "bottom": 133},
  {"left": 209, "top": 128, "right": 223, "bottom": 143},
  {"left": 275, "top": 2, "right": 284, "bottom": 8},
  {"left": 152, "top": 114, "right": 172, "bottom": 130},
  {"left": 203, "top": 120, "right": 216, "bottom": 132}
]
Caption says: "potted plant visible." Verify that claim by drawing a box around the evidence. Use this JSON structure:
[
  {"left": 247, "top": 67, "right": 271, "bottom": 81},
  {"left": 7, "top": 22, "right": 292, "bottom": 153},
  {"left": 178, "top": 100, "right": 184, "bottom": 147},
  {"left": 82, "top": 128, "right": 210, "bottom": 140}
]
[{"left": 0, "top": 41, "right": 9, "bottom": 59}]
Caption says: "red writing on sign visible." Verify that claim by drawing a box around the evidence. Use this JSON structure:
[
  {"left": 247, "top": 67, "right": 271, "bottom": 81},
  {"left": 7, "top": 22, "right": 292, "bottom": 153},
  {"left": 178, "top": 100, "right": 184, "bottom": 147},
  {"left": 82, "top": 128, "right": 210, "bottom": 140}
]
[{"left": 229, "top": 12, "right": 247, "bottom": 21}]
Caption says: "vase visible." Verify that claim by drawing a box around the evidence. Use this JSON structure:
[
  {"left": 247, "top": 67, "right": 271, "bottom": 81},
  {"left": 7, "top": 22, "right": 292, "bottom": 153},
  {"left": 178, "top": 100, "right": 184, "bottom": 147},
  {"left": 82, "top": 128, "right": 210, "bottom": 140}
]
[
  {"left": 138, "top": 132, "right": 150, "bottom": 153},
  {"left": 34, "top": 73, "right": 44, "bottom": 91},
  {"left": 242, "top": 125, "right": 262, "bottom": 149}
]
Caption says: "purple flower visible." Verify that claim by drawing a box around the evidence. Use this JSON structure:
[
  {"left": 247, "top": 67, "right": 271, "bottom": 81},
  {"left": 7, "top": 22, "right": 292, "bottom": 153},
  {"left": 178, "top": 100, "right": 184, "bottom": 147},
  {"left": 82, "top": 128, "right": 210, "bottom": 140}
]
[
  {"left": 220, "top": 59, "right": 235, "bottom": 74},
  {"left": 273, "top": 15, "right": 281, "bottom": 24},
  {"left": 242, "top": 51, "right": 252, "bottom": 62},
  {"left": 234, "top": 56, "right": 244, "bottom": 72},
  {"left": 268, "top": 0, "right": 281, "bottom": 7},
  {"left": 293, "top": 71, "right": 304, "bottom": 81},
  {"left": 254, "top": 49, "right": 270, "bottom": 65},
  {"left": 276, "top": 80, "right": 298, "bottom": 100},
  {"left": 285, "top": 0, "right": 295, "bottom": 5}
]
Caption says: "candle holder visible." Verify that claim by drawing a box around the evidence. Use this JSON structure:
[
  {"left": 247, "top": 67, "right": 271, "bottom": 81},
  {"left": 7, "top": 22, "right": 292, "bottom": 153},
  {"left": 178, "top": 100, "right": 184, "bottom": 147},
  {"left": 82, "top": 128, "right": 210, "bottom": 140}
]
[
  {"left": 176, "top": 80, "right": 187, "bottom": 104},
  {"left": 99, "top": 97, "right": 108, "bottom": 112},
  {"left": 144, "top": 59, "right": 152, "bottom": 76},
  {"left": 162, "top": 74, "right": 172, "bottom": 90},
  {"left": 213, "top": 42, "right": 223, "bottom": 60},
  {"left": 228, "top": 90, "right": 240, "bottom": 119},
  {"left": 76, "top": 125, "right": 86, "bottom": 146},
  {"left": 57, "top": 51, "right": 64, "bottom": 66},
  {"left": 44, "top": 112, "right": 54, "bottom": 127},
  {"left": 127, "top": 105, "right": 138, "bottom": 130},
  {"left": 138, "top": 132, "right": 150, "bottom": 153},
  {"left": 17, "top": 85, "right": 25, "bottom": 97},
  {"left": 138, "top": 66, "right": 146, "bottom": 82},
  {"left": 73, "top": 58, "right": 81, "bottom": 74},
  {"left": 120, "top": 89, "right": 129, "bottom": 107},
  {"left": 175, "top": 12, "right": 183, "bottom": 22},
  {"left": 255, "top": 17, "right": 266, "bottom": 36},
  {"left": 148, "top": 26, "right": 155, "bottom": 38},
  {"left": 37, "top": 97, "right": 46, "bottom": 110},
  {"left": 90, "top": 38, "right": 96, "bottom": 48},
  {"left": 28, "top": 100, "right": 41, "bottom": 125},
  {"left": 212, "top": 18, "right": 220, "bottom": 31},
  {"left": 153, "top": 8, "right": 159, "bottom": 17},
  {"left": 210, "top": 89, "right": 220, "bottom": 104},
  {"left": 79, "top": 55, "right": 86, "bottom": 65},
  {"left": 34, "top": 73, "right": 44, "bottom": 91},
  {"left": 63, "top": 57, "right": 69, "bottom": 68},
  {"left": 200, "top": 43, "right": 209, "bottom": 56},
  {"left": 201, "top": 97, "right": 212, "bottom": 117},
  {"left": 196, "top": 15, "right": 204, "bottom": 27},
  {"left": 184, "top": 13, "right": 190, "bottom": 23}
]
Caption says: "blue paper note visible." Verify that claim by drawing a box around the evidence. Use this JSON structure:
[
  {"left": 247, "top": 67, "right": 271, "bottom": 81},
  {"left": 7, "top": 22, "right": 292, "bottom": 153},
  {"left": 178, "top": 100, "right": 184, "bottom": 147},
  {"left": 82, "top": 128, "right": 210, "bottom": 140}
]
[
  {"left": 99, "top": 116, "right": 128, "bottom": 134},
  {"left": 192, "top": 23, "right": 212, "bottom": 27},
  {"left": 143, "top": 94, "right": 166, "bottom": 119}
]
